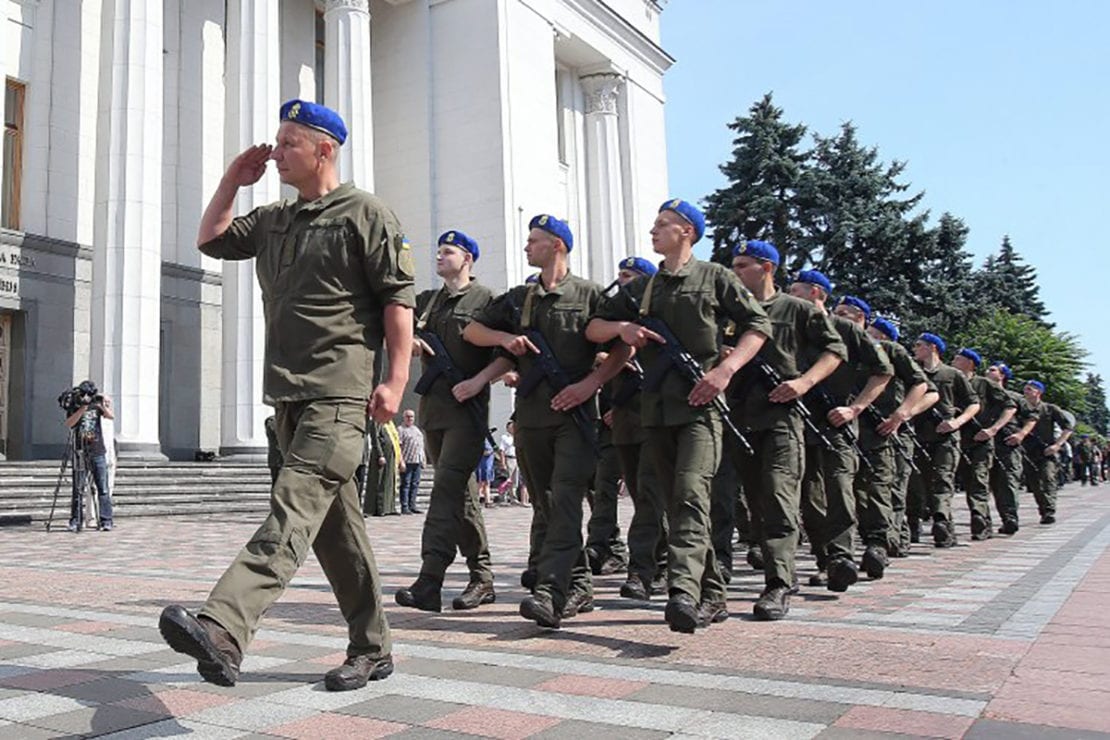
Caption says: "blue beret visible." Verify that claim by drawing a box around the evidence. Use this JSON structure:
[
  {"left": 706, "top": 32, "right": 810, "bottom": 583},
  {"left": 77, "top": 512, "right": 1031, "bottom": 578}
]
[
  {"left": 529, "top": 214, "right": 573, "bottom": 252},
  {"left": 279, "top": 99, "right": 347, "bottom": 145},
  {"left": 733, "top": 240, "right": 779, "bottom": 266},
  {"left": 871, "top": 317, "right": 899, "bottom": 342},
  {"left": 438, "top": 230, "right": 479, "bottom": 262},
  {"left": 795, "top": 269, "right": 832, "bottom": 295},
  {"left": 524, "top": 273, "right": 540, "bottom": 285},
  {"left": 918, "top": 332, "right": 947, "bottom": 355},
  {"left": 991, "top": 362, "right": 1013, "bottom": 381},
  {"left": 659, "top": 198, "right": 705, "bottom": 243},
  {"left": 838, "top": 295, "right": 871, "bottom": 323},
  {"left": 957, "top": 348, "right": 982, "bottom": 367},
  {"left": 1025, "top": 379, "right": 1045, "bottom": 393},
  {"left": 619, "top": 256, "right": 657, "bottom": 276}
]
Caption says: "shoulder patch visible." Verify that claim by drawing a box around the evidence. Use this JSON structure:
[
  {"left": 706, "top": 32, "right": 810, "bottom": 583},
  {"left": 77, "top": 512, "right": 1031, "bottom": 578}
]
[{"left": 397, "top": 234, "right": 415, "bottom": 279}]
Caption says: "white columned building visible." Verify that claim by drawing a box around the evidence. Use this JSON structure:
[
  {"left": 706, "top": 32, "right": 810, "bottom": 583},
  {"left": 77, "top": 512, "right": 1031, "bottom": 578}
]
[
  {"left": 218, "top": 0, "right": 280, "bottom": 457},
  {"left": 0, "top": 0, "right": 673, "bottom": 460},
  {"left": 580, "top": 72, "right": 627, "bottom": 289},
  {"left": 89, "top": 0, "right": 166, "bottom": 459},
  {"left": 323, "top": 0, "right": 375, "bottom": 189}
]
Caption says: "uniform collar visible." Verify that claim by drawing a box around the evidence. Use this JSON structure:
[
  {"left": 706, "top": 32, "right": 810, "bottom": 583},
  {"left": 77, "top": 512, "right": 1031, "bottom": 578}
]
[
  {"left": 535, "top": 270, "right": 574, "bottom": 297},
  {"left": 657, "top": 255, "right": 698, "bottom": 279},
  {"left": 297, "top": 181, "right": 353, "bottom": 213},
  {"left": 442, "top": 278, "right": 475, "bottom": 299}
]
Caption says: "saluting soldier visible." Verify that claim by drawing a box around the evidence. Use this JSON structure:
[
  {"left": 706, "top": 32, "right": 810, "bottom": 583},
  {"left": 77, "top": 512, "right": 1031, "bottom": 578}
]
[
  {"left": 394, "top": 230, "right": 502, "bottom": 613},
  {"left": 464, "top": 215, "right": 624, "bottom": 628},
  {"left": 985, "top": 362, "right": 1033, "bottom": 534},
  {"left": 865, "top": 317, "right": 936, "bottom": 556},
  {"left": 727, "top": 242, "right": 845, "bottom": 620},
  {"left": 908, "top": 333, "right": 981, "bottom": 548},
  {"left": 1006, "top": 380, "right": 1074, "bottom": 525},
  {"left": 952, "top": 348, "right": 1017, "bottom": 540},
  {"left": 160, "top": 100, "right": 412, "bottom": 690},
  {"left": 788, "top": 278, "right": 892, "bottom": 592},
  {"left": 587, "top": 201, "right": 772, "bottom": 632}
]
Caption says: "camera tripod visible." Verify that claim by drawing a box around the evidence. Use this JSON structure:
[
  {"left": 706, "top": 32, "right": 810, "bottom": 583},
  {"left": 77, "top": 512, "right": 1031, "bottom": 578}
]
[{"left": 45, "top": 429, "right": 99, "bottom": 532}]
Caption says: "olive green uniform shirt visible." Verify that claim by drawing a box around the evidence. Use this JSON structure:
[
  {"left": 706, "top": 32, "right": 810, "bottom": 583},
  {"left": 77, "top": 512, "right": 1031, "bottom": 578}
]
[
  {"left": 914, "top": 363, "right": 979, "bottom": 444},
  {"left": 473, "top": 273, "right": 603, "bottom": 428},
  {"left": 962, "top": 375, "right": 1017, "bottom": 446},
  {"left": 199, "top": 183, "right": 416, "bottom": 403},
  {"left": 594, "top": 258, "right": 773, "bottom": 428},
  {"left": 414, "top": 281, "right": 495, "bottom": 431},
  {"left": 999, "top": 390, "right": 1034, "bottom": 436},
  {"left": 727, "top": 292, "right": 846, "bottom": 431},
  {"left": 812, "top": 315, "right": 893, "bottom": 413},
  {"left": 1026, "top": 401, "right": 1073, "bottom": 446}
]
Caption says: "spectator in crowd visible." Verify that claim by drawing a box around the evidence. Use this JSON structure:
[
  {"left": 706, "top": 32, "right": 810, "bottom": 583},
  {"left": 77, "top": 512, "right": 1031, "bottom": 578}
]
[
  {"left": 499, "top": 419, "right": 523, "bottom": 504},
  {"left": 476, "top": 437, "right": 495, "bottom": 507},
  {"left": 397, "top": 409, "right": 426, "bottom": 514}
]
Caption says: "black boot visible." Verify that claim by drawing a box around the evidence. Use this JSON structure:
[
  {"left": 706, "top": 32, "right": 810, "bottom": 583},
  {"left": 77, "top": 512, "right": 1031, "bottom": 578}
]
[{"left": 395, "top": 574, "right": 443, "bottom": 612}]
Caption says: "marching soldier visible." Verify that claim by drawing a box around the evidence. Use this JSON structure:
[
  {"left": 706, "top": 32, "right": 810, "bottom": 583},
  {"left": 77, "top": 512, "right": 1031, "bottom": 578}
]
[
  {"left": 986, "top": 362, "right": 1032, "bottom": 533},
  {"left": 787, "top": 279, "right": 892, "bottom": 592},
  {"left": 395, "top": 230, "right": 503, "bottom": 613},
  {"left": 864, "top": 317, "right": 936, "bottom": 556},
  {"left": 952, "top": 348, "right": 1016, "bottom": 540},
  {"left": 908, "top": 333, "right": 981, "bottom": 547},
  {"left": 587, "top": 200, "right": 772, "bottom": 632},
  {"left": 1006, "top": 380, "right": 1074, "bottom": 524},
  {"left": 727, "top": 243, "right": 845, "bottom": 619},
  {"left": 464, "top": 215, "right": 625, "bottom": 628}
]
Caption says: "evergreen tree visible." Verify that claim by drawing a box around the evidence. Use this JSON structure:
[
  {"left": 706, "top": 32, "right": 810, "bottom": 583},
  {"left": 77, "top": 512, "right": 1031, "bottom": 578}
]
[
  {"left": 796, "top": 122, "right": 925, "bottom": 296},
  {"left": 974, "top": 236, "right": 1049, "bottom": 323},
  {"left": 902, "top": 213, "right": 983, "bottom": 341},
  {"left": 1081, "top": 373, "right": 1109, "bottom": 436},
  {"left": 703, "top": 93, "right": 808, "bottom": 270}
]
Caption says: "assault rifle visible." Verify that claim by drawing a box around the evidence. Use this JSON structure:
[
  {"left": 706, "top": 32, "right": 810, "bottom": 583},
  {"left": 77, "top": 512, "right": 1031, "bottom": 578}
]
[
  {"left": 414, "top": 329, "right": 499, "bottom": 451},
  {"left": 926, "top": 407, "right": 974, "bottom": 468},
  {"left": 860, "top": 403, "right": 920, "bottom": 474},
  {"left": 609, "top": 359, "right": 645, "bottom": 409},
  {"left": 620, "top": 291, "right": 753, "bottom": 455},
  {"left": 811, "top": 387, "right": 874, "bottom": 473},
  {"left": 507, "top": 295, "right": 599, "bottom": 451},
  {"left": 756, "top": 359, "right": 835, "bottom": 451}
]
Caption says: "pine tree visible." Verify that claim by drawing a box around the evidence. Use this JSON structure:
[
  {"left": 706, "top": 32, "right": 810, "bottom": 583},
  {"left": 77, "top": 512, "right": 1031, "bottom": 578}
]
[
  {"left": 1081, "top": 373, "right": 1109, "bottom": 436},
  {"left": 703, "top": 93, "right": 808, "bottom": 270},
  {"left": 974, "top": 236, "right": 1049, "bottom": 323}
]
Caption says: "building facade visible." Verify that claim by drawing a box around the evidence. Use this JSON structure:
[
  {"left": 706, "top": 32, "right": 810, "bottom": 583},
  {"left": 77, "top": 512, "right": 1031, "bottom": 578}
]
[{"left": 0, "top": 0, "right": 672, "bottom": 460}]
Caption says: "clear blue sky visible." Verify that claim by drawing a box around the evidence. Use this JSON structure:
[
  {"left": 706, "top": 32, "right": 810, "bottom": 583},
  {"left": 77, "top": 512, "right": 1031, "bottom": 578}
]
[{"left": 662, "top": 1, "right": 1110, "bottom": 385}]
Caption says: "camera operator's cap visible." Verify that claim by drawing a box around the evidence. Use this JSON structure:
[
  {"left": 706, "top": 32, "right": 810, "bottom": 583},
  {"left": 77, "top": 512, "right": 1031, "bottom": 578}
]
[
  {"left": 659, "top": 198, "right": 705, "bottom": 243},
  {"left": 528, "top": 214, "right": 573, "bottom": 251},
  {"left": 918, "top": 332, "right": 947, "bottom": 355},
  {"left": 619, "top": 256, "right": 658, "bottom": 276},
  {"left": 733, "top": 239, "right": 779, "bottom": 266},
  {"left": 871, "top": 317, "right": 899, "bottom": 342},
  {"left": 838, "top": 295, "right": 872, "bottom": 323},
  {"left": 957, "top": 347, "right": 982, "bottom": 367},
  {"left": 438, "top": 230, "right": 479, "bottom": 262},
  {"left": 1025, "top": 379, "right": 1046, "bottom": 393},
  {"left": 991, "top": 361, "right": 1013, "bottom": 381},
  {"left": 279, "top": 99, "right": 347, "bottom": 145},
  {"left": 795, "top": 269, "right": 833, "bottom": 295}
]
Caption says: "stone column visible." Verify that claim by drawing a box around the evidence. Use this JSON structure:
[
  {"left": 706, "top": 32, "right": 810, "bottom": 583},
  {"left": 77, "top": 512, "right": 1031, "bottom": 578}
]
[
  {"left": 580, "top": 73, "right": 627, "bottom": 288},
  {"left": 323, "top": 0, "right": 374, "bottom": 189},
  {"left": 219, "top": 0, "right": 280, "bottom": 458},
  {"left": 90, "top": 0, "right": 166, "bottom": 460}
]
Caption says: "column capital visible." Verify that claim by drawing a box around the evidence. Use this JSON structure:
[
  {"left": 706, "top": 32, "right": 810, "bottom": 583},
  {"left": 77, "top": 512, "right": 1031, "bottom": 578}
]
[
  {"left": 580, "top": 73, "right": 623, "bottom": 115},
  {"left": 323, "top": 0, "right": 369, "bottom": 17}
]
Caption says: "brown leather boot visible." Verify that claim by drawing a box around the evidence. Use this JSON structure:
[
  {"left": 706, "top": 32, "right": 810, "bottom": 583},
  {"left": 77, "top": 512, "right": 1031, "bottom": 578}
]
[
  {"left": 452, "top": 580, "right": 495, "bottom": 610},
  {"left": 324, "top": 653, "right": 394, "bottom": 691},
  {"left": 394, "top": 574, "right": 442, "bottom": 612},
  {"left": 159, "top": 605, "right": 242, "bottom": 686}
]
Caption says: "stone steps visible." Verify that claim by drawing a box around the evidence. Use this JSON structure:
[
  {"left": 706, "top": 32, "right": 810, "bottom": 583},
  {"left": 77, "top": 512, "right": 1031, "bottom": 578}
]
[{"left": 0, "top": 460, "right": 435, "bottom": 524}]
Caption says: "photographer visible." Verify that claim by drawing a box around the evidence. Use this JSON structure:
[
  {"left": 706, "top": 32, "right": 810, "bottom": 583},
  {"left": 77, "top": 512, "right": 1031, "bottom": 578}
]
[{"left": 63, "top": 380, "right": 115, "bottom": 532}]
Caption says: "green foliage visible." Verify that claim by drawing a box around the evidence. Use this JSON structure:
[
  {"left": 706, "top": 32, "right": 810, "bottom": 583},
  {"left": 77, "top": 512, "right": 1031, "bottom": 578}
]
[
  {"left": 1080, "top": 373, "right": 1109, "bottom": 436},
  {"left": 950, "top": 309, "right": 1088, "bottom": 411},
  {"left": 974, "top": 236, "right": 1049, "bottom": 324},
  {"left": 703, "top": 93, "right": 808, "bottom": 271}
]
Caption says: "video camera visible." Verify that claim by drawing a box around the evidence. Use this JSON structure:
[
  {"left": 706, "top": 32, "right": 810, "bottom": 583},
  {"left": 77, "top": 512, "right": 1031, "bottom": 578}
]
[{"left": 57, "top": 380, "right": 103, "bottom": 414}]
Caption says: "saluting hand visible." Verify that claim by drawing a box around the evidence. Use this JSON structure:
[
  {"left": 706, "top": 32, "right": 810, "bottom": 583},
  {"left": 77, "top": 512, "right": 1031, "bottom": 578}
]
[
  {"left": 501, "top": 335, "right": 541, "bottom": 357},
  {"left": 619, "top": 323, "right": 665, "bottom": 349},
  {"left": 223, "top": 144, "right": 273, "bottom": 188}
]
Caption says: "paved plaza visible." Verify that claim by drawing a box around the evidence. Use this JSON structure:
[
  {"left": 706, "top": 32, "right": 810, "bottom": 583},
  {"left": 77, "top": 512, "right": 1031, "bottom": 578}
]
[{"left": 1, "top": 483, "right": 1109, "bottom": 739}]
